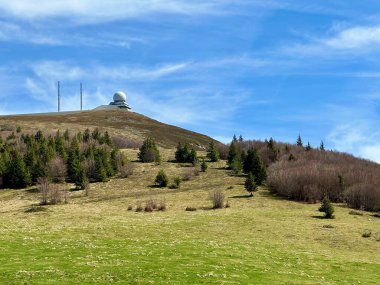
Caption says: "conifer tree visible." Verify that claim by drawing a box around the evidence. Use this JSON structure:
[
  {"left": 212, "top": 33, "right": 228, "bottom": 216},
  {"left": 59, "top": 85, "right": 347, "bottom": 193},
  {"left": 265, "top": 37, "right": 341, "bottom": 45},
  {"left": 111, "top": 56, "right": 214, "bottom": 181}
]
[
  {"left": 319, "top": 196, "right": 334, "bottom": 218},
  {"left": 245, "top": 172, "right": 258, "bottom": 196},
  {"left": 155, "top": 170, "right": 169, "bottom": 187},
  {"left": 4, "top": 149, "right": 31, "bottom": 188},
  {"left": 228, "top": 141, "right": 238, "bottom": 167},
  {"left": 201, "top": 159, "right": 208, "bottom": 172},
  {"left": 243, "top": 147, "right": 267, "bottom": 185},
  {"left": 54, "top": 134, "right": 67, "bottom": 160},
  {"left": 230, "top": 157, "right": 242, "bottom": 174},
  {"left": 138, "top": 137, "right": 161, "bottom": 163},
  {"left": 91, "top": 128, "right": 100, "bottom": 141},
  {"left": 94, "top": 154, "right": 108, "bottom": 182},
  {"left": 103, "top": 131, "right": 112, "bottom": 146},
  {"left": 64, "top": 129, "right": 70, "bottom": 141},
  {"left": 83, "top": 129, "right": 90, "bottom": 143},
  {"left": 189, "top": 148, "right": 198, "bottom": 166},
  {"left": 267, "top": 137, "right": 279, "bottom": 162},
  {"left": 305, "top": 142, "right": 312, "bottom": 151},
  {"left": 207, "top": 141, "right": 219, "bottom": 162},
  {"left": 296, "top": 134, "right": 303, "bottom": 147},
  {"left": 32, "top": 159, "right": 47, "bottom": 182},
  {"left": 320, "top": 140, "right": 325, "bottom": 151},
  {"left": 67, "top": 138, "right": 81, "bottom": 182}
]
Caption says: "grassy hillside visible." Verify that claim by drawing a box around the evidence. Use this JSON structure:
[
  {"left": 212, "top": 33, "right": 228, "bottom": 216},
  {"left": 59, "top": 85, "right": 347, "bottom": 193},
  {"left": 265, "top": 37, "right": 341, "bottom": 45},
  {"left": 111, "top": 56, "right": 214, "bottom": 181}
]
[
  {"left": 0, "top": 149, "right": 379, "bottom": 284},
  {"left": 0, "top": 110, "right": 213, "bottom": 149}
]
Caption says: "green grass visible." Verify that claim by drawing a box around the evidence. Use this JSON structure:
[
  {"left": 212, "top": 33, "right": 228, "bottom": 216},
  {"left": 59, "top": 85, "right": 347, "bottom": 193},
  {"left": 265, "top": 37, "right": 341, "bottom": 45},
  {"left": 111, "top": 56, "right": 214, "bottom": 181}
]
[{"left": 0, "top": 149, "right": 379, "bottom": 284}]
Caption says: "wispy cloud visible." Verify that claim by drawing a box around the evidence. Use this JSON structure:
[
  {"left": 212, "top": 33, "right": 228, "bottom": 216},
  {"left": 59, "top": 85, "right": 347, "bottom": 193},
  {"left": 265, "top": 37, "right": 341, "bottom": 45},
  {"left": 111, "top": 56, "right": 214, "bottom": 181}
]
[
  {"left": 0, "top": 0, "right": 241, "bottom": 23},
  {"left": 283, "top": 24, "right": 380, "bottom": 58}
]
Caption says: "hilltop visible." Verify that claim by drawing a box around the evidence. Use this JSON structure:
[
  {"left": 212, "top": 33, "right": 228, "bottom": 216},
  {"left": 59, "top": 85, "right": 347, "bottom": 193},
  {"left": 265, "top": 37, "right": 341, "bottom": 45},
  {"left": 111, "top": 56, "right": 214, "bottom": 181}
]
[
  {"left": 0, "top": 110, "right": 378, "bottom": 284},
  {"left": 0, "top": 109, "right": 213, "bottom": 149}
]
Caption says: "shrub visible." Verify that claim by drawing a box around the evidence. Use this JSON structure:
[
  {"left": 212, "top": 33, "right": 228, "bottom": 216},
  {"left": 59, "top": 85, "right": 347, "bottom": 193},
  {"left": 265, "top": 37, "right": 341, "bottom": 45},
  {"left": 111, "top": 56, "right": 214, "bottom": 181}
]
[
  {"left": 319, "top": 196, "right": 334, "bottom": 219},
  {"left": 48, "top": 156, "right": 67, "bottom": 183},
  {"left": 37, "top": 177, "right": 50, "bottom": 205},
  {"left": 209, "top": 190, "right": 225, "bottom": 209},
  {"left": 136, "top": 201, "right": 143, "bottom": 212},
  {"left": 157, "top": 200, "right": 166, "bottom": 211},
  {"left": 24, "top": 205, "right": 47, "bottom": 213},
  {"left": 185, "top": 206, "right": 197, "bottom": 211},
  {"left": 349, "top": 210, "right": 363, "bottom": 216},
  {"left": 49, "top": 184, "right": 62, "bottom": 205},
  {"left": 171, "top": 176, "right": 181, "bottom": 189},
  {"left": 362, "top": 230, "right": 372, "bottom": 238},
  {"left": 119, "top": 162, "right": 134, "bottom": 178},
  {"left": 155, "top": 170, "right": 169, "bottom": 187},
  {"left": 181, "top": 168, "right": 193, "bottom": 181}
]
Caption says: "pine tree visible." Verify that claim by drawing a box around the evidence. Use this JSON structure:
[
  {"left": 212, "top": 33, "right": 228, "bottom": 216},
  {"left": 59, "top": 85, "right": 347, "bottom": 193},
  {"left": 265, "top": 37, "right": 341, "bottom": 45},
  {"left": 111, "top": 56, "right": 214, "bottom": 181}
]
[
  {"left": 319, "top": 196, "right": 334, "bottom": 218},
  {"left": 83, "top": 129, "right": 90, "bottom": 143},
  {"left": 230, "top": 157, "right": 242, "bottom": 174},
  {"left": 31, "top": 159, "right": 47, "bottom": 182},
  {"left": 201, "top": 159, "right": 208, "bottom": 172},
  {"left": 91, "top": 128, "right": 100, "bottom": 141},
  {"left": 296, "top": 134, "right": 303, "bottom": 147},
  {"left": 54, "top": 134, "right": 67, "bottom": 160},
  {"left": 103, "top": 131, "right": 112, "bottom": 146},
  {"left": 64, "top": 129, "right": 70, "bottom": 141},
  {"left": 4, "top": 150, "right": 31, "bottom": 188},
  {"left": 94, "top": 154, "right": 108, "bottom": 182},
  {"left": 243, "top": 147, "right": 267, "bottom": 185},
  {"left": 305, "top": 142, "right": 312, "bottom": 151},
  {"left": 155, "top": 170, "right": 169, "bottom": 187},
  {"left": 207, "top": 141, "right": 219, "bottom": 162},
  {"left": 67, "top": 138, "right": 81, "bottom": 182},
  {"left": 267, "top": 137, "right": 279, "bottom": 162},
  {"left": 245, "top": 172, "right": 258, "bottom": 196},
  {"left": 75, "top": 167, "right": 89, "bottom": 190},
  {"left": 189, "top": 148, "right": 198, "bottom": 166},
  {"left": 320, "top": 140, "right": 325, "bottom": 151},
  {"left": 138, "top": 137, "right": 160, "bottom": 163},
  {"left": 227, "top": 141, "right": 238, "bottom": 167}
]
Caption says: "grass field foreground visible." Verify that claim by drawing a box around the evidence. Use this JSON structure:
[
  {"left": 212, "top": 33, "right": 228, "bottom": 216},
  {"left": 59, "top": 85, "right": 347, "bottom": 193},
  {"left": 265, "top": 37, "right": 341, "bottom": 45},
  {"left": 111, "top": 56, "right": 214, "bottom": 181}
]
[{"left": 0, "top": 149, "right": 379, "bottom": 284}]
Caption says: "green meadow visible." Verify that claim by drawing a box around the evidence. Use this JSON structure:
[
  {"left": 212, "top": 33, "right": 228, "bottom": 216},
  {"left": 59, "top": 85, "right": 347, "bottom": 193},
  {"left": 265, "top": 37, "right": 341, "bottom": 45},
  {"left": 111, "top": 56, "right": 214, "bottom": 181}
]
[{"left": 0, "top": 149, "right": 379, "bottom": 284}]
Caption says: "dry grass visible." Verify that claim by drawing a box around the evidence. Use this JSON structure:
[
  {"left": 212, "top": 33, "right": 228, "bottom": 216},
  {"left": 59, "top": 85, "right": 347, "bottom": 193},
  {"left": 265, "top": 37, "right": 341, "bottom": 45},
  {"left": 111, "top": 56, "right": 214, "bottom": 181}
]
[{"left": 0, "top": 109, "right": 213, "bottom": 149}]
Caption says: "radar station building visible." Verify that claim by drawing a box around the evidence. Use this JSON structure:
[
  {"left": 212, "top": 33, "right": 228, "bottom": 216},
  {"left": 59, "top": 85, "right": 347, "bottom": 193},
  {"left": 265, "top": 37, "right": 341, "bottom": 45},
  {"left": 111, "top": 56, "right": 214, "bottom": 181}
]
[{"left": 94, "top": 91, "right": 131, "bottom": 110}]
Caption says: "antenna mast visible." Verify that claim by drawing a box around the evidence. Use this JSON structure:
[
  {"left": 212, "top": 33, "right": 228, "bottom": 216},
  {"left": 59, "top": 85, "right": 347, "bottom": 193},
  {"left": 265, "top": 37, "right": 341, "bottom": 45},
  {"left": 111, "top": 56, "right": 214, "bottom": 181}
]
[
  {"left": 57, "top": 81, "right": 60, "bottom": 112},
  {"left": 80, "top": 82, "right": 83, "bottom": 111}
]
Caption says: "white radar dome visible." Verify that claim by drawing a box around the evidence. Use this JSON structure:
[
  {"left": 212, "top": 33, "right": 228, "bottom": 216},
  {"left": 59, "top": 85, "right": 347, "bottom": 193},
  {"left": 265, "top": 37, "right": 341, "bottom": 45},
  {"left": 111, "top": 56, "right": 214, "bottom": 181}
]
[{"left": 113, "top": 91, "right": 127, "bottom": 102}]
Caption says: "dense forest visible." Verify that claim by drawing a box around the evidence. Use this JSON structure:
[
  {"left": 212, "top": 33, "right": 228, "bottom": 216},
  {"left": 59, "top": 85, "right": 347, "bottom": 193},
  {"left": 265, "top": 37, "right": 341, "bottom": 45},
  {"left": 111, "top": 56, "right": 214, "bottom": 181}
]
[{"left": 0, "top": 128, "right": 126, "bottom": 189}]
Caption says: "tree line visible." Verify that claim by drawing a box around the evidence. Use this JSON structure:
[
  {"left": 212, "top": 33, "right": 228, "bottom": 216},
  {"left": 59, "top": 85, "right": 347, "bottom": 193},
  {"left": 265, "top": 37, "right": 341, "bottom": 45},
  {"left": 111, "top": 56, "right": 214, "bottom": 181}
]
[{"left": 0, "top": 128, "right": 126, "bottom": 189}]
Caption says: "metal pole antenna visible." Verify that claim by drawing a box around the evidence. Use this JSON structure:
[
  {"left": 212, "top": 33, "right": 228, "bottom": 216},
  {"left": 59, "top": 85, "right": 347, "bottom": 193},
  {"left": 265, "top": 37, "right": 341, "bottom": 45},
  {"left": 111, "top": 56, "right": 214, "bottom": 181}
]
[
  {"left": 80, "top": 82, "right": 83, "bottom": 111},
  {"left": 58, "top": 81, "right": 60, "bottom": 112}
]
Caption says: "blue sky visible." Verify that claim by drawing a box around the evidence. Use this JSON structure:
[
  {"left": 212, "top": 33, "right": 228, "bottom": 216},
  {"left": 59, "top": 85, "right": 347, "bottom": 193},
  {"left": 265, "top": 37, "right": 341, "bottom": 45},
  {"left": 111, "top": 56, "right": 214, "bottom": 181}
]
[{"left": 0, "top": 1, "right": 380, "bottom": 162}]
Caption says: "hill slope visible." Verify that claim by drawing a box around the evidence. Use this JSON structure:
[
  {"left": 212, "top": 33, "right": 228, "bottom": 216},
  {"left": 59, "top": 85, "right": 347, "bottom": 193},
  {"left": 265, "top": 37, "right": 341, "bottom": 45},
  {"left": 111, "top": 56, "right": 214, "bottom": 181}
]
[{"left": 0, "top": 110, "right": 213, "bottom": 149}]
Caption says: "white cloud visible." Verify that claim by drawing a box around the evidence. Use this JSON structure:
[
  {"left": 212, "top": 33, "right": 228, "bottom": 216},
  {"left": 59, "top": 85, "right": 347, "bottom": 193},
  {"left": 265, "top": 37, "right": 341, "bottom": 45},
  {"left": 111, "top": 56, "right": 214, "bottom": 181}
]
[
  {"left": 283, "top": 24, "right": 380, "bottom": 58},
  {"left": 28, "top": 61, "right": 189, "bottom": 83},
  {"left": 325, "top": 26, "right": 380, "bottom": 50},
  {"left": 0, "top": 0, "right": 233, "bottom": 22}
]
